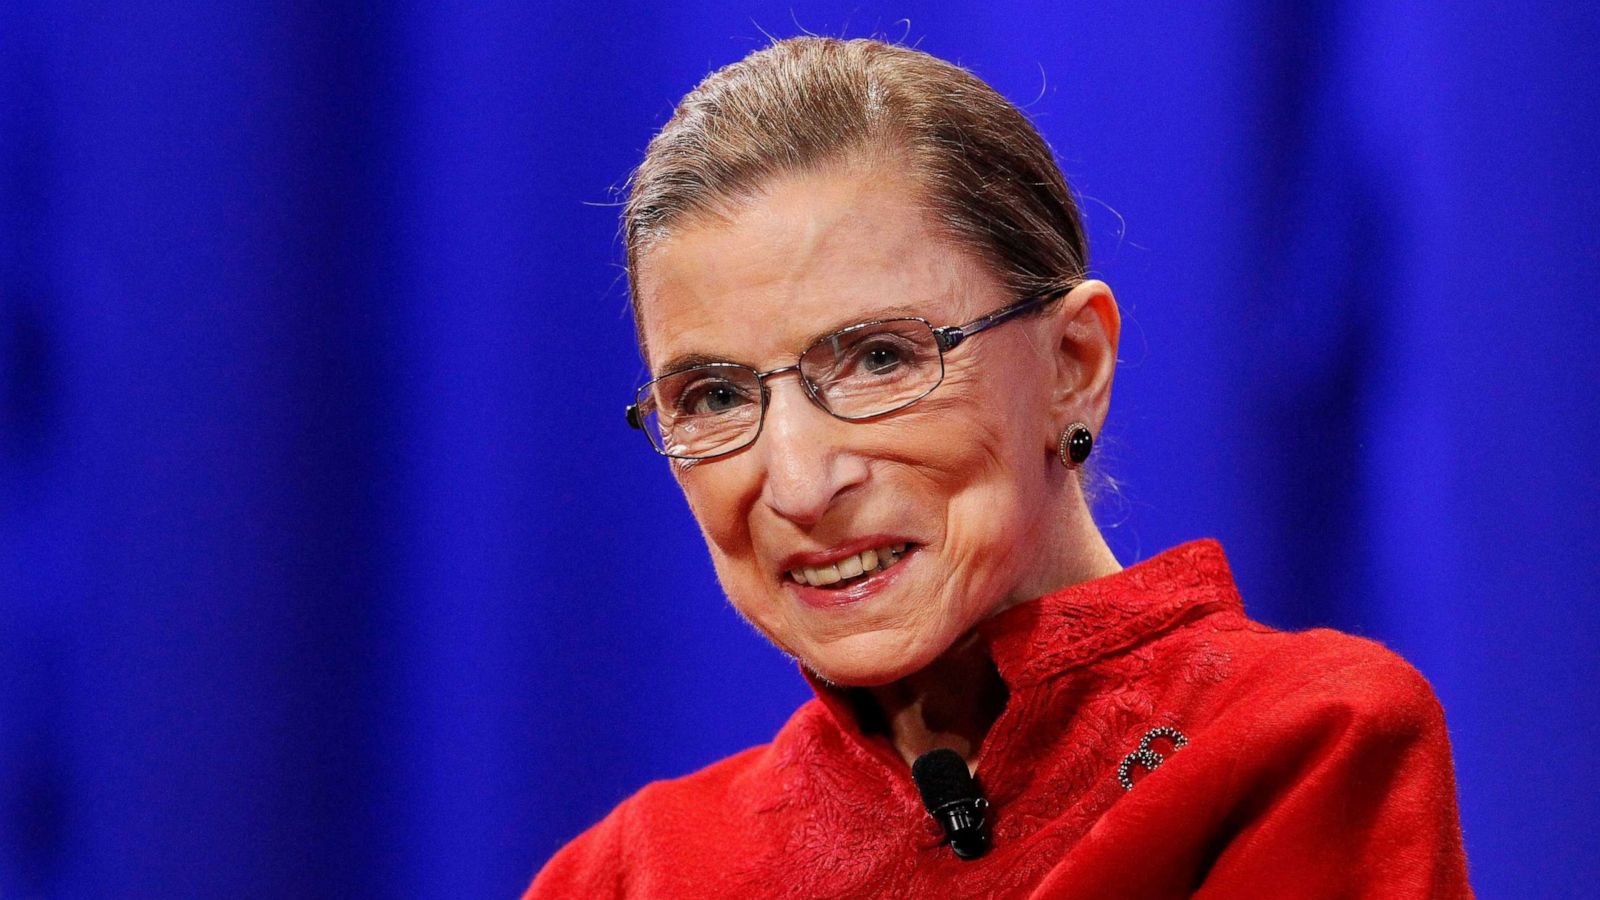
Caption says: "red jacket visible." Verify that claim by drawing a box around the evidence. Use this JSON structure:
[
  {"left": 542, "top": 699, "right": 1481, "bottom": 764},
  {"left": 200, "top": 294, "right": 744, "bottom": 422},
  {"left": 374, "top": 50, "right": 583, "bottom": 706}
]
[{"left": 527, "top": 540, "right": 1471, "bottom": 898}]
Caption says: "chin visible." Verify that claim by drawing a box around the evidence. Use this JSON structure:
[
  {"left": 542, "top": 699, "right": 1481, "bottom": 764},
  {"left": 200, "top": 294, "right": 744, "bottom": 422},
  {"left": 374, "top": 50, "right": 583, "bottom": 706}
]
[{"left": 798, "top": 629, "right": 946, "bottom": 688}]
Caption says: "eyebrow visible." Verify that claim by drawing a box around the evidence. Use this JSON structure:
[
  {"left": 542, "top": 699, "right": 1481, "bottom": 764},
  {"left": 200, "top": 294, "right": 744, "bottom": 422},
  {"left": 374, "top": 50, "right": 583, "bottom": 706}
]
[
  {"left": 653, "top": 302, "right": 931, "bottom": 379},
  {"left": 654, "top": 351, "right": 741, "bottom": 377},
  {"left": 799, "top": 303, "right": 927, "bottom": 350}
]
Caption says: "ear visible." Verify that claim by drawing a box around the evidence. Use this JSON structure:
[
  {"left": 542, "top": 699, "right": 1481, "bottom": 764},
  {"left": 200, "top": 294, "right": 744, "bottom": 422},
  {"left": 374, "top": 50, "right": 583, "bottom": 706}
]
[{"left": 1043, "top": 279, "right": 1120, "bottom": 436}]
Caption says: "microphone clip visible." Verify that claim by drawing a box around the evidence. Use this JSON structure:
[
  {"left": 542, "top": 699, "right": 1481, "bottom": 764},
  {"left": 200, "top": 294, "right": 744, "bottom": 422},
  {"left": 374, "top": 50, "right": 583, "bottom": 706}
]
[{"left": 929, "top": 795, "right": 990, "bottom": 860}]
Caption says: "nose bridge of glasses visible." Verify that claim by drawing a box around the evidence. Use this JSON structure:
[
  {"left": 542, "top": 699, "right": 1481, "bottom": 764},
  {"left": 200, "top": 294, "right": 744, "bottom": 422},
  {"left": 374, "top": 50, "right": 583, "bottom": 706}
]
[{"left": 756, "top": 362, "right": 828, "bottom": 411}]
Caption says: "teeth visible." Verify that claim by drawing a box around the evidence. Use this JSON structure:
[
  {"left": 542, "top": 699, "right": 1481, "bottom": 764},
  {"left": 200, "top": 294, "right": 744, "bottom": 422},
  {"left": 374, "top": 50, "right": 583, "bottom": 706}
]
[{"left": 789, "top": 544, "right": 910, "bottom": 588}]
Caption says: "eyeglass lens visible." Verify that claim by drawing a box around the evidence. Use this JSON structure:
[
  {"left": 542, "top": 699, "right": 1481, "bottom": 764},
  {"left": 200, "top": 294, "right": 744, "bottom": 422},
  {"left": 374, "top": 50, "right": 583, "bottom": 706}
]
[{"left": 639, "top": 318, "right": 945, "bottom": 458}]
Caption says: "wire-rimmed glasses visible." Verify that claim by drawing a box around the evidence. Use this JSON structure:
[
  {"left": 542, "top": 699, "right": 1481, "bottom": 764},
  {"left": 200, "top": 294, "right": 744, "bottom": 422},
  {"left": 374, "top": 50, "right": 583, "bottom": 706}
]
[{"left": 625, "top": 292, "right": 1059, "bottom": 460}]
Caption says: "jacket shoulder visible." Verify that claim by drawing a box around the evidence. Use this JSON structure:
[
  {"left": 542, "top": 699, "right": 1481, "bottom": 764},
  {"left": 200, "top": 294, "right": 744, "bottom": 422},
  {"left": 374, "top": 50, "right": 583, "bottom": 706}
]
[
  {"left": 525, "top": 723, "right": 793, "bottom": 898},
  {"left": 1209, "top": 623, "right": 1451, "bottom": 737},
  {"left": 1180, "top": 625, "right": 1470, "bottom": 896}
]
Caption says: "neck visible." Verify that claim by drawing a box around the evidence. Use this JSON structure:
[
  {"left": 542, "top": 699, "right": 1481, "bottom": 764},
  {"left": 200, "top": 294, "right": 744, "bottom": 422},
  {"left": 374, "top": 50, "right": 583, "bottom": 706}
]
[
  {"left": 865, "top": 632, "right": 1006, "bottom": 768},
  {"left": 866, "top": 515, "right": 1121, "bottom": 769}
]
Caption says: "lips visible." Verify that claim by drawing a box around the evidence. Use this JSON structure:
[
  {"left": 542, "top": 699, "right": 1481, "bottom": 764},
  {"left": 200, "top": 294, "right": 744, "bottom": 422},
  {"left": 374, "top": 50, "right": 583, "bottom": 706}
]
[
  {"left": 782, "top": 538, "right": 919, "bottom": 610},
  {"left": 787, "top": 543, "right": 909, "bottom": 587}
]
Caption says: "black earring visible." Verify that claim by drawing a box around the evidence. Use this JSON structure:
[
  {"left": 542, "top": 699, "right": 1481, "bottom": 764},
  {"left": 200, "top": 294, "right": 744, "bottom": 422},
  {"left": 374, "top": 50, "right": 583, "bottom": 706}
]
[{"left": 1058, "top": 423, "right": 1093, "bottom": 469}]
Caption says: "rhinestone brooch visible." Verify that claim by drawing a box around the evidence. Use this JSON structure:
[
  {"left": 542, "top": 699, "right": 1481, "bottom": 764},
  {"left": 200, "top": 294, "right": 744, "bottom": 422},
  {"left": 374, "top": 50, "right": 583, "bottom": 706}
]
[{"left": 1117, "top": 725, "right": 1189, "bottom": 791}]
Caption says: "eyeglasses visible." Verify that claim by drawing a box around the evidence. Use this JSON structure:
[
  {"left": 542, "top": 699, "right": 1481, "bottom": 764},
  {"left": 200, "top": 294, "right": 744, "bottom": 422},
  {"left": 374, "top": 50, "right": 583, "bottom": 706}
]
[{"left": 626, "top": 292, "right": 1059, "bottom": 460}]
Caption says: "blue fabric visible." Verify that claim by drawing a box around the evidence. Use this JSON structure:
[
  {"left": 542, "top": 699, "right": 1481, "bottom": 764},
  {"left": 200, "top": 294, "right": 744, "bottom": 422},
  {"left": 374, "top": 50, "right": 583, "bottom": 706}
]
[{"left": 1, "top": 3, "right": 1594, "bottom": 896}]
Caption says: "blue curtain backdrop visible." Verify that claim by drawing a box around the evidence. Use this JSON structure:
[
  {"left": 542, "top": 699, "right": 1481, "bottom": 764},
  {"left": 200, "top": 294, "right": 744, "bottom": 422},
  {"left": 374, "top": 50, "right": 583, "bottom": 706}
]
[{"left": 2, "top": 2, "right": 1595, "bottom": 896}]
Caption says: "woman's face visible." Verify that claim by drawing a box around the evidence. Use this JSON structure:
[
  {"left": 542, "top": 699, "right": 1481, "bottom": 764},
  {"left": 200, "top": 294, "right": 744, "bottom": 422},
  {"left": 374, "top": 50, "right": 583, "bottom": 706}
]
[{"left": 635, "top": 165, "right": 1079, "bottom": 687}]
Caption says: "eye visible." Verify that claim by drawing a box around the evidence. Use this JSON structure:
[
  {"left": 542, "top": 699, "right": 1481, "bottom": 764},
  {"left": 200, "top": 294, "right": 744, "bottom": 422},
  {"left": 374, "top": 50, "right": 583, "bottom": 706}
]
[
  {"left": 837, "top": 333, "right": 919, "bottom": 380},
  {"left": 799, "top": 319, "right": 937, "bottom": 398},
  {"left": 859, "top": 341, "right": 906, "bottom": 374},
  {"left": 677, "top": 377, "right": 755, "bottom": 415}
]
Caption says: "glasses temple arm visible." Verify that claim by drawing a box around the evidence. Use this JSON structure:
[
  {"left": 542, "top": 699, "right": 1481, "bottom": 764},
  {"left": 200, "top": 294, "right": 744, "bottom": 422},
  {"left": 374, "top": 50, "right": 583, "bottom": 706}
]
[{"left": 933, "top": 293, "right": 1058, "bottom": 352}]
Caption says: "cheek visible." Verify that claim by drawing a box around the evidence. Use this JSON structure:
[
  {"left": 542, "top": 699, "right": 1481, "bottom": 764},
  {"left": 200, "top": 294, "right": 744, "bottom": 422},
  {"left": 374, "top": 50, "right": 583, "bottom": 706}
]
[
  {"left": 676, "top": 465, "right": 769, "bottom": 602},
  {"left": 890, "top": 363, "right": 1053, "bottom": 573},
  {"left": 680, "top": 474, "right": 804, "bottom": 657},
  {"left": 888, "top": 358, "right": 1044, "bottom": 486},
  {"left": 678, "top": 472, "right": 747, "bottom": 552},
  {"left": 939, "top": 430, "right": 1038, "bottom": 562}
]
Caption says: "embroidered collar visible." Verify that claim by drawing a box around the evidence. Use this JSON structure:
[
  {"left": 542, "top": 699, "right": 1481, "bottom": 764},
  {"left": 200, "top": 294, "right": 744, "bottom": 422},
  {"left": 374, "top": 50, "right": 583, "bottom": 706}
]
[
  {"left": 979, "top": 538, "right": 1243, "bottom": 689},
  {"left": 803, "top": 539, "right": 1245, "bottom": 728}
]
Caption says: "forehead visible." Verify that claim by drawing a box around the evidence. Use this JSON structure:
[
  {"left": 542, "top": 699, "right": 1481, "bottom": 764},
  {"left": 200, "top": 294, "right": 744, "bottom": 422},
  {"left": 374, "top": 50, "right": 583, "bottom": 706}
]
[{"left": 635, "top": 165, "right": 993, "bottom": 372}]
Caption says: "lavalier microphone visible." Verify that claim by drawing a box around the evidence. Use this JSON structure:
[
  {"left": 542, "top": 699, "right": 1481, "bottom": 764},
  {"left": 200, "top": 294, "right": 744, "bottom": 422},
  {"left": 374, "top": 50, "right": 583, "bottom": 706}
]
[{"left": 911, "top": 748, "right": 990, "bottom": 860}]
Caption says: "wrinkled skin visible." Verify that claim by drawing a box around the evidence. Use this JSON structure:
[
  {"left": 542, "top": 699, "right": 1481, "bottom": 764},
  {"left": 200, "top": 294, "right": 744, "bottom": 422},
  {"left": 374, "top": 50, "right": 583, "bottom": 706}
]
[{"left": 635, "top": 161, "right": 1121, "bottom": 689}]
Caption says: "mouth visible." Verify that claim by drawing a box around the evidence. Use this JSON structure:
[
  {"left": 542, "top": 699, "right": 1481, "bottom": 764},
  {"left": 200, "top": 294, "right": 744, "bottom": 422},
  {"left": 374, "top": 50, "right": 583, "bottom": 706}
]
[{"left": 785, "top": 542, "right": 913, "bottom": 590}]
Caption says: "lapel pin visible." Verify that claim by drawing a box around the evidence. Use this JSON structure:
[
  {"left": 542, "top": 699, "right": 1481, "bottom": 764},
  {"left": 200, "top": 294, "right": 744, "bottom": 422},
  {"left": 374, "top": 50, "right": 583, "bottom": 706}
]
[{"left": 1117, "top": 725, "right": 1189, "bottom": 791}]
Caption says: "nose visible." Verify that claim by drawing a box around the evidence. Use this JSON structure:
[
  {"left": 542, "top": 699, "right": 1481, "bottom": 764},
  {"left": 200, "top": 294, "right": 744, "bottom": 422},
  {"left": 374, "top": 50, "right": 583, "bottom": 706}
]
[{"left": 757, "top": 374, "right": 869, "bottom": 527}]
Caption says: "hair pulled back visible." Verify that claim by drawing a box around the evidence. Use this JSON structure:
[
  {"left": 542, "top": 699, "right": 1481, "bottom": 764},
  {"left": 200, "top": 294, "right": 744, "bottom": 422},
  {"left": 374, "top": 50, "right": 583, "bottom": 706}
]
[{"left": 624, "top": 37, "right": 1089, "bottom": 335}]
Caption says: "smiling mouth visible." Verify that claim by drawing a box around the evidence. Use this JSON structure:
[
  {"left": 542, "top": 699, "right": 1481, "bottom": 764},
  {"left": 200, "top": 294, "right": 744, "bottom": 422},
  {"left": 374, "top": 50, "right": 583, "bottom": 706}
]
[{"left": 787, "top": 543, "right": 911, "bottom": 589}]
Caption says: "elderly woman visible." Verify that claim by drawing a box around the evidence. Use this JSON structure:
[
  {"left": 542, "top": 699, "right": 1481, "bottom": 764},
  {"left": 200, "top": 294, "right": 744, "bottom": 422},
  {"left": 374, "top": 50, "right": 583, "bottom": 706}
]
[{"left": 528, "top": 37, "right": 1470, "bottom": 898}]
